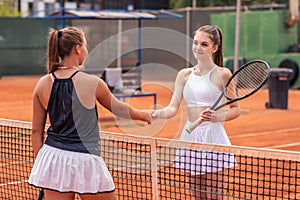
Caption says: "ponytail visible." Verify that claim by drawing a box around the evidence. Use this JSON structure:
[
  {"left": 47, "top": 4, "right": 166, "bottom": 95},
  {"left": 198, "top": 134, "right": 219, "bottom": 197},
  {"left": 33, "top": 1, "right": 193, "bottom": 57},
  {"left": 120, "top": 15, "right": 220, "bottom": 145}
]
[
  {"left": 213, "top": 27, "right": 224, "bottom": 67},
  {"left": 47, "top": 28, "right": 60, "bottom": 73}
]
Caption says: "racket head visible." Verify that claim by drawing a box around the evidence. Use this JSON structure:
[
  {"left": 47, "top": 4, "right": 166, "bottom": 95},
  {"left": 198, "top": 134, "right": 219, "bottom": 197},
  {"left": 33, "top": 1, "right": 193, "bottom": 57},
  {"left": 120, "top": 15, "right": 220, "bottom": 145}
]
[{"left": 224, "top": 60, "right": 270, "bottom": 101}]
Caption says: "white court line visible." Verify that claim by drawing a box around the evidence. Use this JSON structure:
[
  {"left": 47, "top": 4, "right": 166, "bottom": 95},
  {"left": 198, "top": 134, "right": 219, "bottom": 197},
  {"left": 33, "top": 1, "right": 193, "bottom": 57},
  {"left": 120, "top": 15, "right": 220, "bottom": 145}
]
[
  {"left": 0, "top": 161, "right": 31, "bottom": 187},
  {"left": 229, "top": 127, "right": 300, "bottom": 139},
  {"left": 265, "top": 142, "right": 300, "bottom": 149},
  {"left": 0, "top": 180, "right": 28, "bottom": 187},
  {"left": 229, "top": 127, "right": 300, "bottom": 149}
]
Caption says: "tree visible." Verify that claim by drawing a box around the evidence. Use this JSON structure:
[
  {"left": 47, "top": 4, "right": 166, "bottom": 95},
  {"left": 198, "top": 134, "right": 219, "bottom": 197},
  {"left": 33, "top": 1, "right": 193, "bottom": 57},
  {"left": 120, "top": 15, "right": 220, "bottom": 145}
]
[
  {"left": 169, "top": 0, "right": 191, "bottom": 9},
  {"left": 0, "top": 1, "right": 22, "bottom": 17}
]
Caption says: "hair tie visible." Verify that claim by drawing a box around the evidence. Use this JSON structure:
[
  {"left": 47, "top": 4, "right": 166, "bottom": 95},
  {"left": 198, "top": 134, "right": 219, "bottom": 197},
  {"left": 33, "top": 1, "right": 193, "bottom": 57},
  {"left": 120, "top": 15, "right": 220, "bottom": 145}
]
[
  {"left": 57, "top": 30, "right": 62, "bottom": 56},
  {"left": 58, "top": 30, "right": 63, "bottom": 39}
]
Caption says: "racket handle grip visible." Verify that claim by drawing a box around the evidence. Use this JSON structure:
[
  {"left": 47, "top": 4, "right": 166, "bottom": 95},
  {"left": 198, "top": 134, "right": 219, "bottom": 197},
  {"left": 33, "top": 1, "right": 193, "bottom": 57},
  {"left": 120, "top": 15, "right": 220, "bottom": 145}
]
[{"left": 186, "top": 117, "right": 203, "bottom": 133}]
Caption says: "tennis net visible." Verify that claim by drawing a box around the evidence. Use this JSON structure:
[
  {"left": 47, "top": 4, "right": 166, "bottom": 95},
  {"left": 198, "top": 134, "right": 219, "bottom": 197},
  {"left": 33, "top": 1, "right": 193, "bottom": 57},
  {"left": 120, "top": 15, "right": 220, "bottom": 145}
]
[{"left": 1, "top": 118, "right": 300, "bottom": 199}]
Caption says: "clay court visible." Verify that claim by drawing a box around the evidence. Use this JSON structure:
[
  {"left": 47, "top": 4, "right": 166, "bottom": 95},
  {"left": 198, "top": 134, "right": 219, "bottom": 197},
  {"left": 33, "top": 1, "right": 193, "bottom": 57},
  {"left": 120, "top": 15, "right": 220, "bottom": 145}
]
[
  {"left": 1, "top": 74, "right": 300, "bottom": 200},
  {"left": 1, "top": 74, "right": 300, "bottom": 152}
]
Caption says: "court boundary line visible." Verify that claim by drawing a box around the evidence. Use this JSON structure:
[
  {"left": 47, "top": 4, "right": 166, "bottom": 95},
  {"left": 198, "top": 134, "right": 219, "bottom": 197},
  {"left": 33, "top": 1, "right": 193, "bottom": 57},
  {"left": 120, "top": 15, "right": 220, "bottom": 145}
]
[
  {"left": 229, "top": 127, "right": 300, "bottom": 138},
  {"left": 0, "top": 180, "right": 28, "bottom": 187},
  {"left": 265, "top": 142, "right": 300, "bottom": 149},
  {"left": 229, "top": 127, "right": 300, "bottom": 149}
]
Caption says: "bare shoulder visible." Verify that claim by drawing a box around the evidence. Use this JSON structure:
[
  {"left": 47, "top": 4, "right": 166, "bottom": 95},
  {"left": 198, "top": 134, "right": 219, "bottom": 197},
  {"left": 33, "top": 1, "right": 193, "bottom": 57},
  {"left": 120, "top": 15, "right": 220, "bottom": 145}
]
[
  {"left": 215, "top": 66, "right": 232, "bottom": 80},
  {"left": 174, "top": 67, "right": 193, "bottom": 86},
  {"left": 35, "top": 74, "right": 51, "bottom": 90},
  {"left": 38, "top": 74, "right": 51, "bottom": 82},
  {"left": 78, "top": 71, "right": 101, "bottom": 81},
  {"left": 32, "top": 74, "right": 53, "bottom": 105},
  {"left": 77, "top": 71, "right": 107, "bottom": 89},
  {"left": 215, "top": 66, "right": 232, "bottom": 75},
  {"left": 75, "top": 71, "right": 105, "bottom": 87},
  {"left": 210, "top": 67, "right": 232, "bottom": 90},
  {"left": 178, "top": 67, "right": 193, "bottom": 78}
]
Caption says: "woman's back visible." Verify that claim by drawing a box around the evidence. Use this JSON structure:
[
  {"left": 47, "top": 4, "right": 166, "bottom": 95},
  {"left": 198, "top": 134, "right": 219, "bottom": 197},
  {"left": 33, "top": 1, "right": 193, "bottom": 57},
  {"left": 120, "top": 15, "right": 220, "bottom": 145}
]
[{"left": 46, "top": 70, "right": 100, "bottom": 155}]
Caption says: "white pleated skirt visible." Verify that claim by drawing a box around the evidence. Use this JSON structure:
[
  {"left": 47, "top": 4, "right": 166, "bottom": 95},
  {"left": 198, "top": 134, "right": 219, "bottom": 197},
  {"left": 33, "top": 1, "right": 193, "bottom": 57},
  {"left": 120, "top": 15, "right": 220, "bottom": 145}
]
[
  {"left": 28, "top": 144, "right": 115, "bottom": 194},
  {"left": 174, "top": 121, "right": 237, "bottom": 175}
]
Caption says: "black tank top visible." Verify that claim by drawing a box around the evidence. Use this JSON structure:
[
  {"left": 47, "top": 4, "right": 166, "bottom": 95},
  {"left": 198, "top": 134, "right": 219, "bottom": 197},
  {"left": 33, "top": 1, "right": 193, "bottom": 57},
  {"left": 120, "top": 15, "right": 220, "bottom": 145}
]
[{"left": 45, "top": 71, "right": 100, "bottom": 156}]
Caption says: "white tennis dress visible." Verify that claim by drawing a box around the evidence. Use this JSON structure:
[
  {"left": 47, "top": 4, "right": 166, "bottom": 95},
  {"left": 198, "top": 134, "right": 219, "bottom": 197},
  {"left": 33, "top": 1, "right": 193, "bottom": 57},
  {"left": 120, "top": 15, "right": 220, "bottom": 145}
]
[{"left": 174, "top": 67, "right": 236, "bottom": 175}]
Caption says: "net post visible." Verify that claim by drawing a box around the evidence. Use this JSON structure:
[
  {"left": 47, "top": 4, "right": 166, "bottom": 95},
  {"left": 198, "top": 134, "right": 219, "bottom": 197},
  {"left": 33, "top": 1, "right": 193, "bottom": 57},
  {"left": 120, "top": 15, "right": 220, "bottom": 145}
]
[{"left": 150, "top": 138, "right": 159, "bottom": 200}]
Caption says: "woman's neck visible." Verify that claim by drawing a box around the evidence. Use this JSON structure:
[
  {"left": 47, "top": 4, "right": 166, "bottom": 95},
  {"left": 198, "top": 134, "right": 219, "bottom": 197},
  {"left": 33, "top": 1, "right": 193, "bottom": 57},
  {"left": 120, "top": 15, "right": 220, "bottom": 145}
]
[
  {"left": 196, "top": 60, "right": 215, "bottom": 70},
  {"left": 60, "top": 57, "right": 79, "bottom": 69}
]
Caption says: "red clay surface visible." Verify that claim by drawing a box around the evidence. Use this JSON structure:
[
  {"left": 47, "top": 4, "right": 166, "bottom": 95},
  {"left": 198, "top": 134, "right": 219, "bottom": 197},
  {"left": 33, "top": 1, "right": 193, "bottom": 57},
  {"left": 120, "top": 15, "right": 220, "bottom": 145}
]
[{"left": 1, "top": 75, "right": 300, "bottom": 152}]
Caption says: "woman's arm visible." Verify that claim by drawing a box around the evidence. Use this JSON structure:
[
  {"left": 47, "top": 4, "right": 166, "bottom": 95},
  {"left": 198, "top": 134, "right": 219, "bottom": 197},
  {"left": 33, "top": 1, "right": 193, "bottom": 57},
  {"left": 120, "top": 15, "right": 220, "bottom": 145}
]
[
  {"left": 31, "top": 81, "right": 47, "bottom": 158},
  {"left": 152, "top": 69, "right": 188, "bottom": 119},
  {"left": 219, "top": 68, "right": 240, "bottom": 121},
  {"left": 95, "top": 78, "right": 151, "bottom": 124}
]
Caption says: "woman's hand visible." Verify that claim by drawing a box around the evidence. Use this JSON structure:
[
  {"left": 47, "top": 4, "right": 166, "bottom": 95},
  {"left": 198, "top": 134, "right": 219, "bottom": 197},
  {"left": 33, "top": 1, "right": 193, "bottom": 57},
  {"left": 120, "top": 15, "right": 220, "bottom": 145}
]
[
  {"left": 138, "top": 110, "right": 153, "bottom": 125},
  {"left": 151, "top": 109, "right": 160, "bottom": 119},
  {"left": 151, "top": 109, "right": 167, "bottom": 119},
  {"left": 200, "top": 107, "right": 229, "bottom": 123},
  {"left": 144, "top": 110, "right": 153, "bottom": 125},
  {"left": 200, "top": 108, "right": 217, "bottom": 122}
]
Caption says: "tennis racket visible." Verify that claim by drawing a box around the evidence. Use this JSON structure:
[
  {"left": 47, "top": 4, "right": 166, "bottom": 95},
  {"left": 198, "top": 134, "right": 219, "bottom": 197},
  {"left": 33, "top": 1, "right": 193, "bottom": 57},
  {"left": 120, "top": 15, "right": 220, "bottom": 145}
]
[{"left": 186, "top": 60, "right": 270, "bottom": 133}]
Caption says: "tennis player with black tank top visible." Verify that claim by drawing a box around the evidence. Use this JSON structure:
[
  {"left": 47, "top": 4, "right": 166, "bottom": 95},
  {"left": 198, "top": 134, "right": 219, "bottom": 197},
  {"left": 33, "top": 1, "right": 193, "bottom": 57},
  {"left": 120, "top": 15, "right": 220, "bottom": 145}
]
[
  {"left": 29, "top": 27, "right": 152, "bottom": 200},
  {"left": 151, "top": 25, "right": 240, "bottom": 199}
]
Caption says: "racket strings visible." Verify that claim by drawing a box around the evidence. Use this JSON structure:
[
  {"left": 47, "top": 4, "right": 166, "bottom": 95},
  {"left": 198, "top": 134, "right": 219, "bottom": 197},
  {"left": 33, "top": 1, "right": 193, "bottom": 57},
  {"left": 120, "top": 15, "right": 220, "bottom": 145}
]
[{"left": 226, "top": 62, "right": 269, "bottom": 98}]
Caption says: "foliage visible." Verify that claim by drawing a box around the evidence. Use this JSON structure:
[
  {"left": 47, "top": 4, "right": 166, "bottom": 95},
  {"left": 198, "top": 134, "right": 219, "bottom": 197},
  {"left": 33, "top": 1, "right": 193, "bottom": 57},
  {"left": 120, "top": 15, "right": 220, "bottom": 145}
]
[
  {"left": 0, "top": 1, "right": 22, "bottom": 17},
  {"left": 169, "top": 0, "right": 190, "bottom": 9},
  {"left": 169, "top": 0, "right": 288, "bottom": 9}
]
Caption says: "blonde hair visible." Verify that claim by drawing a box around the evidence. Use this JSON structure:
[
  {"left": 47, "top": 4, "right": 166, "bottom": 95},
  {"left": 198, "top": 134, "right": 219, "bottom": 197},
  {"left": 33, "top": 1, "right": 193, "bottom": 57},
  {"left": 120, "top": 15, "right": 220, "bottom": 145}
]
[
  {"left": 194, "top": 25, "right": 224, "bottom": 67},
  {"left": 47, "top": 27, "right": 84, "bottom": 73}
]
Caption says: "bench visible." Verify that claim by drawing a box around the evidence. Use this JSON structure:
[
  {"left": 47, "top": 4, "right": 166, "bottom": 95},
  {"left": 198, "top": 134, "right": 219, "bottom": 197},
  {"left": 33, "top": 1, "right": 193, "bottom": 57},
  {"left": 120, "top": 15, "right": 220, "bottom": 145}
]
[{"left": 84, "top": 67, "right": 157, "bottom": 108}]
